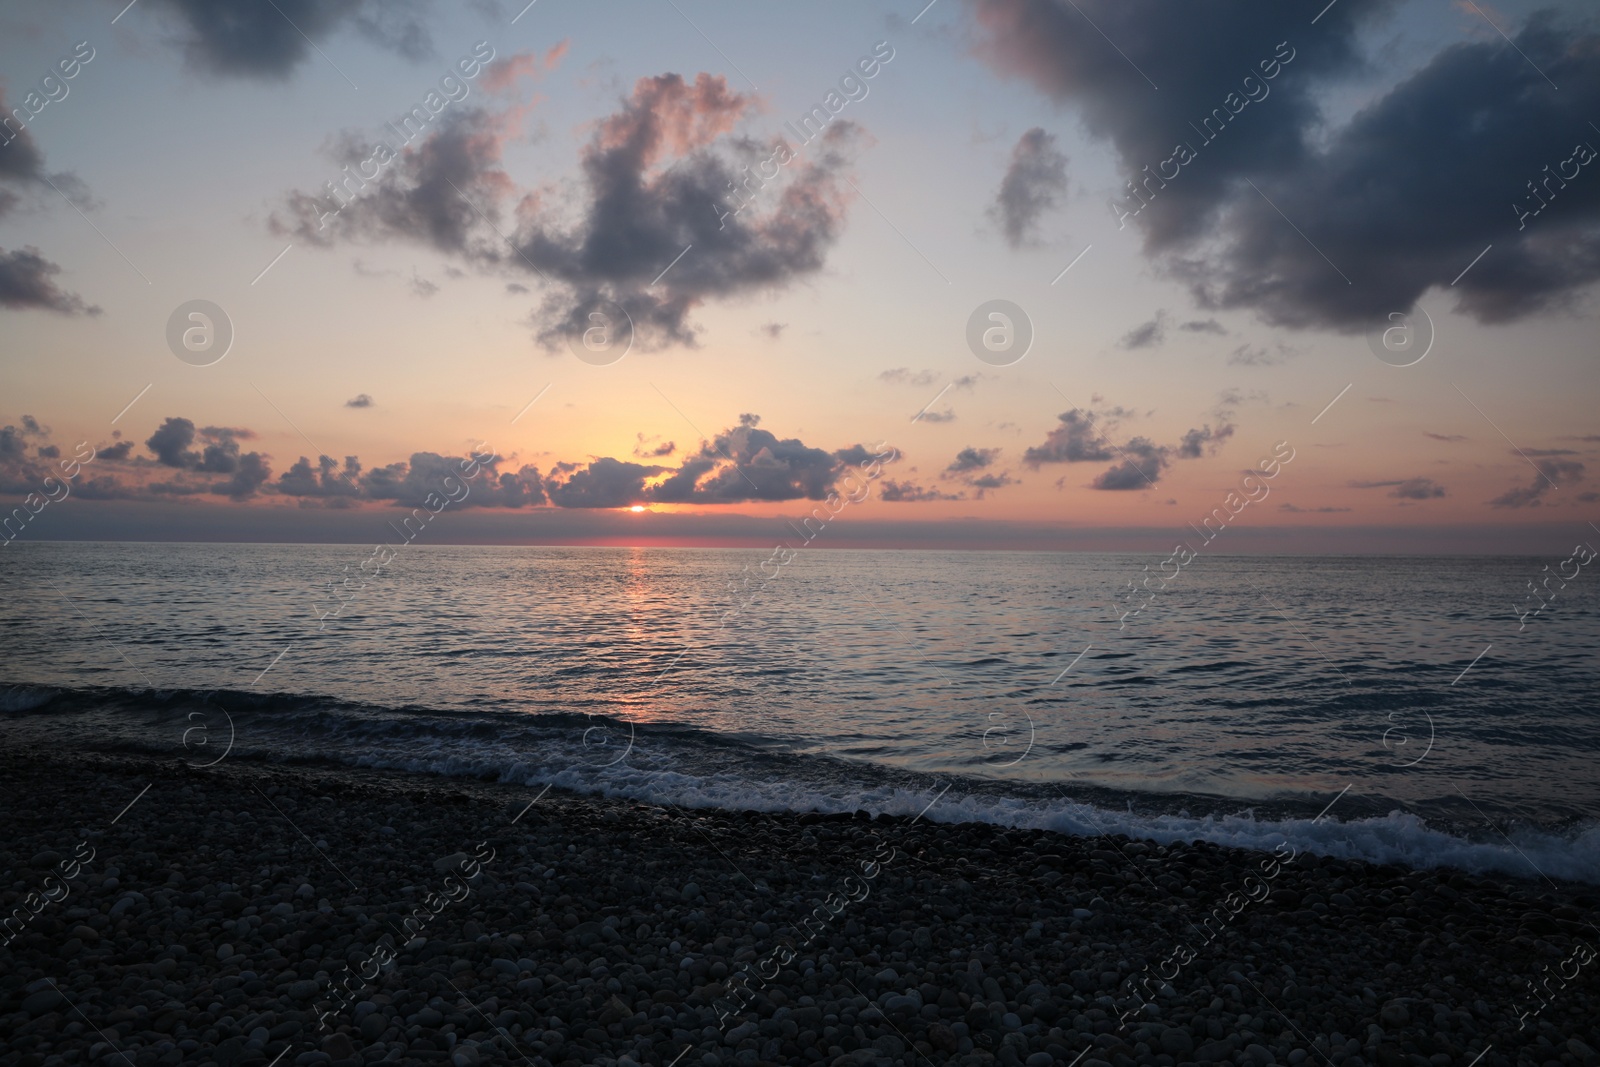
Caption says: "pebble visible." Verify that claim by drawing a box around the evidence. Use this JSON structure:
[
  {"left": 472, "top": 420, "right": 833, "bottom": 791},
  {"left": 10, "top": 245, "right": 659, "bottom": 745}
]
[{"left": 0, "top": 746, "right": 1594, "bottom": 1067}]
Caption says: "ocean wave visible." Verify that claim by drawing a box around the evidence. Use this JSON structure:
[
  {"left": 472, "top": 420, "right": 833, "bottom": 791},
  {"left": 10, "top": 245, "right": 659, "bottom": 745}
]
[{"left": 6, "top": 681, "right": 1599, "bottom": 885}]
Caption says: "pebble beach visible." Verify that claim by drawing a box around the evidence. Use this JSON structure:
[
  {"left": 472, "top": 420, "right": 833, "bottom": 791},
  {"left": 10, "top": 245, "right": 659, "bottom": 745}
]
[{"left": 2, "top": 746, "right": 1597, "bottom": 1067}]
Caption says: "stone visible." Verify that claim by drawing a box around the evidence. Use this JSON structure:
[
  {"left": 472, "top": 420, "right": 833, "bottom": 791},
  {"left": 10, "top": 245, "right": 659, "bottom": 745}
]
[
  {"left": 22, "top": 989, "right": 66, "bottom": 1016},
  {"left": 1160, "top": 1027, "right": 1195, "bottom": 1056}
]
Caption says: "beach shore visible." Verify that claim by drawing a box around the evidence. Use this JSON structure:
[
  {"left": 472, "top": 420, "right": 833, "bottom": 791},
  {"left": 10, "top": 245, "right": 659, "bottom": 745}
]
[{"left": 1, "top": 745, "right": 1595, "bottom": 1067}]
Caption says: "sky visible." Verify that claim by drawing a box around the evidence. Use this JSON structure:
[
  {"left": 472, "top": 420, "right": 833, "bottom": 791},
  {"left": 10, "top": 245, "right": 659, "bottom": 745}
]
[{"left": 1, "top": 0, "right": 1597, "bottom": 552}]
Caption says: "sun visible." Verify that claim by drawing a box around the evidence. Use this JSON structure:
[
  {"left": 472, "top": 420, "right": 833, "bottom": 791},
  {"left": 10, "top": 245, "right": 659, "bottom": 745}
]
[{"left": 629, "top": 505, "right": 645, "bottom": 513}]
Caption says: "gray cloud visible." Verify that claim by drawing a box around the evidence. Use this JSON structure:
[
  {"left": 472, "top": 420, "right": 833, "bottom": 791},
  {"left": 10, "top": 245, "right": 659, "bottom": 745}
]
[
  {"left": 1023, "top": 405, "right": 1232, "bottom": 489},
  {"left": 1118, "top": 311, "right": 1168, "bottom": 350},
  {"left": 632, "top": 434, "right": 676, "bottom": 458},
  {"left": 945, "top": 446, "right": 999, "bottom": 474},
  {"left": 0, "top": 247, "right": 99, "bottom": 316},
  {"left": 990, "top": 126, "right": 1068, "bottom": 247},
  {"left": 345, "top": 394, "right": 374, "bottom": 408},
  {"left": 880, "top": 368, "right": 938, "bottom": 386},
  {"left": 878, "top": 479, "right": 963, "bottom": 502},
  {"left": 1349, "top": 476, "right": 1447, "bottom": 500},
  {"left": 1489, "top": 458, "right": 1584, "bottom": 508},
  {"left": 970, "top": 1, "right": 1600, "bottom": 330},
  {"left": 275, "top": 72, "right": 865, "bottom": 349},
  {"left": 149, "top": 0, "right": 433, "bottom": 79}
]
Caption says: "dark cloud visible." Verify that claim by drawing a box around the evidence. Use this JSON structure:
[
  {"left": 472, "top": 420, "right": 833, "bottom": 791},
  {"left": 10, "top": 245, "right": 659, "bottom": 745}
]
[
  {"left": 1117, "top": 311, "right": 1167, "bottom": 350},
  {"left": 970, "top": 1, "right": 1600, "bottom": 330},
  {"left": 969, "top": 0, "right": 1382, "bottom": 250},
  {"left": 1177, "top": 424, "right": 1234, "bottom": 459},
  {"left": 521, "top": 76, "right": 864, "bottom": 348},
  {"left": 1424, "top": 432, "right": 1467, "bottom": 443},
  {"left": 1489, "top": 458, "right": 1584, "bottom": 508},
  {"left": 273, "top": 105, "right": 515, "bottom": 256},
  {"left": 0, "top": 247, "right": 100, "bottom": 316},
  {"left": 1521, "top": 447, "right": 1579, "bottom": 457},
  {"left": 990, "top": 126, "right": 1068, "bottom": 247},
  {"left": 1279, "top": 503, "right": 1352, "bottom": 513},
  {"left": 1023, "top": 410, "right": 1115, "bottom": 466},
  {"left": 942, "top": 446, "right": 1016, "bottom": 496},
  {"left": 1349, "top": 476, "right": 1447, "bottom": 500},
  {"left": 275, "top": 72, "right": 865, "bottom": 349},
  {"left": 1088, "top": 437, "right": 1166, "bottom": 490},
  {"left": 878, "top": 479, "right": 964, "bottom": 502},
  {"left": 345, "top": 394, "right": 374, "bottom": 408},
  {"left": 632, "top": 434, "right": 676, "bottom": 458},
  {"left": 1180, "top": 319, "right": 1227, "bottom": 335},
  {"left": 546, "top": 457, "right": 657, "bottom": 509},
  {"left": 0, "top": 90, "right": 50, "bottom": 220},
  {"left": 1024, "top": 406, "right": 1230, "bottom": 489},
  {"left": 642, "top": 415, "right": 867, "bottom": 505},
  {"left": 760, "top": 322, "right": 786, "bottom": 338},
  {"left": 145, "top": 418, "right": 200, "bottom": 469},
  {"left": 10, "top": 412, "right": 884, "bottom": 513},
  {"left": 149, "top": 0, "right": 433, "bottom": 79},
  {"left": 945, "top": 446, "right": 999, "bottom": 474},
  {"left": 1390, "top": 477, "right": 1446, "bottom": 500},
  {"left": 916, "top": 410, "right": 957, "bottom": 424}
]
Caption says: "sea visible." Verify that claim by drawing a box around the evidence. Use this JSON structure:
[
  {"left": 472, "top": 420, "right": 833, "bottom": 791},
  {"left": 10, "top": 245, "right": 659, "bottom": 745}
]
[{"left": 3, "top": 542, "right": 1598, "bottom": 883}]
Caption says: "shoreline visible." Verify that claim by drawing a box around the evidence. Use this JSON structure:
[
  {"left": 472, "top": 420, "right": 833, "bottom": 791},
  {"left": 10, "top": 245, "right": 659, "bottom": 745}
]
[{"left": 2, "top": 746, "right": 1597, "bottom": 1067}]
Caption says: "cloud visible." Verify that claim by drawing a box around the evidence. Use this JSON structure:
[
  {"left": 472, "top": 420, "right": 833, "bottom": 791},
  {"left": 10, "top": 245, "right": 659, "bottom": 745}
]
[
  {"left": 1424, "top": 432, "right": 1467, "bottom": 443},
  {"left": 479, "top": 41, "right": 569, "bottom": 94},
  {"left": 1279, "top": 503, "right": 1353, "bottom": 513},
  {"left": 1117, "top": 311, "right": 1168, "bottom": 350},
  {"left": 144, "top": 419, "right": 260, "bottom": 474},
  {"left": 989, "top": 127, "right": 1069, "bottom": 247},
  {"left": 632, "top": 433, "right": 676, "bottom": 458},
  {"left": 148, "top": 0, "right": 433, "bottom": 78},
  {"left": 878, "top": 479, "right": 963, "bottom": 502},
  {"left": 1349, "top": 476, "right": 1447, "bottom": 499},
  {"left": 1022, "top": 409, "right": 1114, "bottom": 466},
  {"left": 1228, "top": 342, "right": 1300, "bottom": 366},
  {"left": 1176, "top": 424, "right": 1235, "bottom": 458},
  {"left": 1180, "top": 319, "right": 1227, "bottom": 335},
  {"left": 879, "top": 368, "right": 938, "bottom": 386},
  {"left": 1088, "top": 439, "right": 1165, "bottom": 490},
  {"left": 345, "top": 394, "right": 375, "bottom": 408},
  {"left": 0, "top": 247, "right": 100, "bottom": 316},
  {"left": 0, "top": 92, "right": 50, "bottom": 220},
  {"left": 546, "top": 456, "right": 660, "bottom": 509},
  {"left": 1024, "top": 405, "right": 1232, "bottom": 489},
  {"left": 411, "top": 274, "right": 439, "bottom": 298},
  {"left": 760, "top": 322, "right": 786, "bottom": 338},
  {"left": 1489, "top": 458, "right": 1585, "bottom": 508},
  {"left": 970, "top": 1, "right": 1600, "bottom": 330},
  {"left": 1520, "top": 447, "right": 1579, "bottom": 457},
  {"left": 1212, "top": 387, "right": 1267, "bottom": 422},
  {"left": 945, "top": 447, "right": 999, "bottom": 474},
  {"left": 966, "top": 471, "right": 1018, "bottom": 495},
  {"left": 8, "top": 412, "right": 886, "bottom": 513},
  {"left": 1390, "top": 477, "right": 1446, "bottom": 500},
  {"left": 916, "top": 409, "right": 957, "bottom": 423},
  {"left": 276, "top": 72, "right": 865, "bottom": 350}
]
